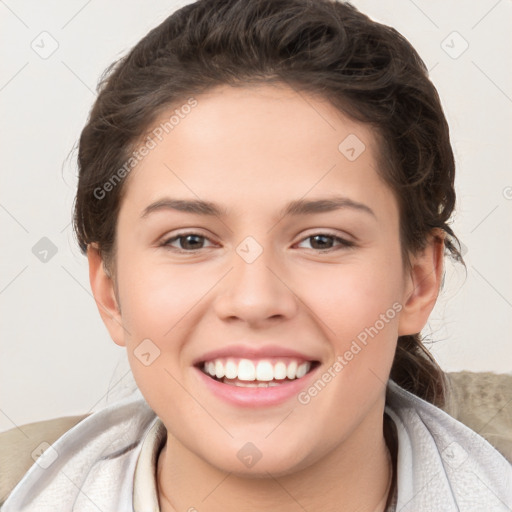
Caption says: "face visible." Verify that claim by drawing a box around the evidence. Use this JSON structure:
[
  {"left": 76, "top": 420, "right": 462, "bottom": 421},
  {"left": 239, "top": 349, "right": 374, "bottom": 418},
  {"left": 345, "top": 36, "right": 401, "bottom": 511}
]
[{"left": 89, "top": 83, "right": 439, "bottom": 476}]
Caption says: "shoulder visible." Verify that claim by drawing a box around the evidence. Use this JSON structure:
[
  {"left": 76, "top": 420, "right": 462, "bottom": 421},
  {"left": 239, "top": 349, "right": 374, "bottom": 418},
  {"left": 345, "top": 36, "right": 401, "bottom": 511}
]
[
  {"left": 0, "top": 414, "right": 89, "bottom": 505},
  {"left": 387, "top": 371, "right": 512, "bottom": 462},
  {"left": 442, "top": 370, "right": 512, "bottom": 463},
  {"left": 1, "top": 392, "right": 157, "bottom": 510},
  {"left": 386, "top": 375, "right": 512, "bottom": 511}
]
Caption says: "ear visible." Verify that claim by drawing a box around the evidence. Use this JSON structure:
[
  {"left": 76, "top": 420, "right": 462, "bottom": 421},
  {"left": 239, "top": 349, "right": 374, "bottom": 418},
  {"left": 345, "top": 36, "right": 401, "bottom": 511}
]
[
  {"left": 398, "top": 230, "right": 445, "bottom": 336},
  {"left": 87, "top": 243, "right": 126, "bottom": 347}
]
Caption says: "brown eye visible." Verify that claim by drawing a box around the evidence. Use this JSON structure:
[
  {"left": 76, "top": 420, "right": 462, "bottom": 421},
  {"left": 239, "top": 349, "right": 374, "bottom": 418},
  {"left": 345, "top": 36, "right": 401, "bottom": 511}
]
[
  {"left": 161, "top": 232, "right": 215, "bottom": 252},
  {"left": 297, "top": 233, "right": 354, "bottom": 252}
]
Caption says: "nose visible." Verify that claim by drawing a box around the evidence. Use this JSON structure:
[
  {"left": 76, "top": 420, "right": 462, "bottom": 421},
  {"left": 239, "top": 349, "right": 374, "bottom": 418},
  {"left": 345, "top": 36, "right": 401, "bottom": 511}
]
[{"left": 213, "top": 242, "right": 298, "bottom": 327}]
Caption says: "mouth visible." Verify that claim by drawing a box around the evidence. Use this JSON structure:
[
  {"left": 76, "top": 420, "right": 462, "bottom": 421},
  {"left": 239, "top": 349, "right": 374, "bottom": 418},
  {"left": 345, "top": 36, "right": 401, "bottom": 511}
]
[{"left": 196, "top": 357, "right": 321, "bottom": 388}]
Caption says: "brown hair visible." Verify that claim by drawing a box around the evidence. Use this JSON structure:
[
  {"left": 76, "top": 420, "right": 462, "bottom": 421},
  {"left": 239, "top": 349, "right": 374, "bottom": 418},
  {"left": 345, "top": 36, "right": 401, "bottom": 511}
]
[{"left": 73, "top": 0, "right": 464, "bottom": 407}]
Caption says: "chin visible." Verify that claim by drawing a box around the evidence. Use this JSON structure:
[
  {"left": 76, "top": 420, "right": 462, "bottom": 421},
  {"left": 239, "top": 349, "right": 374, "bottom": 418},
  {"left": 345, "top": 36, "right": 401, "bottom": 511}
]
[{"left": 199, "top": 439, "right": 317, "bottom": 478}]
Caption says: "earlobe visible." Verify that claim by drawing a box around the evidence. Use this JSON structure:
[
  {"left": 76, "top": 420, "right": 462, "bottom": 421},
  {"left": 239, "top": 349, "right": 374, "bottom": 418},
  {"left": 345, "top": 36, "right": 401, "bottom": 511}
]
[
  {"left": 87, "top": 243, "right": 126, "bottom": 347},
  {"left": 398, "top": 231, "right": 445, "bottom": 336}
]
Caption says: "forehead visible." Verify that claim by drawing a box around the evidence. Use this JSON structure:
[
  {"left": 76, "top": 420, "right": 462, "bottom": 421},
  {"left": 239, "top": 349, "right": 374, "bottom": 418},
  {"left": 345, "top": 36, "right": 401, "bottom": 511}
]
[{"left": 120, "top": 83, "right": 395, "bottom": 221}]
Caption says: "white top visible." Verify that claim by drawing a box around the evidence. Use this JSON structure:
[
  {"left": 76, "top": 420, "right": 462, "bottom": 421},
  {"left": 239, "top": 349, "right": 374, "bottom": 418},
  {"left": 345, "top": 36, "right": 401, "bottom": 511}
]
[{"left": 3, "top": 380, "right": 511, "bottom": 511}]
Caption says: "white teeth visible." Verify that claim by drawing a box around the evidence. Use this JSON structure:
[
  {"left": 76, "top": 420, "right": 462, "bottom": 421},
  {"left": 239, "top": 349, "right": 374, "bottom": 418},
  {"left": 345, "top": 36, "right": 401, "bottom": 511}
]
[
  {"left": 286, "top": 361, "right": 298, "bottom": 379},
  {"left": 202, "top": 358, "right": 313, "bottom": 382},
  {"left": 225, "top": 359, "right": 238, "bottom": 379},
  {"left": 237, "top": 359, "right": 256, "bottom": 381},
  {"left": 256, "top": 361, "right": 274, "bottom": 381},
  {"left": 228, "top": 380, "right": 258, "bottom": 388},
  {"left": 215, "top": 360, "right": 225, "bottom": 379},
  {"left": 222, "top": 380, "right": 286, "bottom": 388},
  {"left": 296, "top": 362, "right": 309, "bottom": 378},
  {"left": 274, "top": 362, "right": 287, "bottom": 380}
]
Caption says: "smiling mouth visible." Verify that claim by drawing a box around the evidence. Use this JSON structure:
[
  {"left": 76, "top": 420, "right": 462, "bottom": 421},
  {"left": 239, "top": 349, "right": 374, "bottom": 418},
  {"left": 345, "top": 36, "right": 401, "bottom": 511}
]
[{"left": 197, "top": 357, "right": 320, "bottom": 387}]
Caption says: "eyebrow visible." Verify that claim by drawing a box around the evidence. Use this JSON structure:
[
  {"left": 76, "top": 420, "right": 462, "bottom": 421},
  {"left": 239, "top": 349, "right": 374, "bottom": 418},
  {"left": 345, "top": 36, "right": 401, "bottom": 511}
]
[{"left": 140, "top": 196, "right": 376, "bottom": 219}]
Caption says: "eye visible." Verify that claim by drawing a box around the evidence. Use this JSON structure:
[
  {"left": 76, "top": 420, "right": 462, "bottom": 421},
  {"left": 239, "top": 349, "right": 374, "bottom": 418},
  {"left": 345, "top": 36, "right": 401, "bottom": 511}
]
[
  {"left": 160, "top": 231, "right": 355, "bottom": 253},
  {"left": 296, "top": 232, "right": 355, "bottom": 252},
  {"left": 161, "top": 232, "right": 216, "bottom": 252}
]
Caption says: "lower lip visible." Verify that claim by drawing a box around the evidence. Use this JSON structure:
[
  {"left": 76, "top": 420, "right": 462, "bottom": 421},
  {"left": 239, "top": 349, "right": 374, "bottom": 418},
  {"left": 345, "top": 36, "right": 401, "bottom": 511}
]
[{"left": 194, "top": 365, "right": 320, "bottom": 407}]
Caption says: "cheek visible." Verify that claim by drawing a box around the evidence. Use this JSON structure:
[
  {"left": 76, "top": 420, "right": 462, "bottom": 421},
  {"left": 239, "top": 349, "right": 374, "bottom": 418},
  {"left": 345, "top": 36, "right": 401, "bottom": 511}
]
[
  {"left": 115, "top": 255, "right": 225, "bottom": 394},
  {"left": 299, "top": 252, "right": 404, "bottom": 412},
  {"left": 117, "top": 257, "right": 205, "bottom": 339},
  {"left": 118, "top": 241, "right": 405, "bottom": 353},
  {"left": 116, "top": 259, "right": 202, "bottom": 411},
  {"left": 301, "top": 255, "right": 404, "bottom": 340}
]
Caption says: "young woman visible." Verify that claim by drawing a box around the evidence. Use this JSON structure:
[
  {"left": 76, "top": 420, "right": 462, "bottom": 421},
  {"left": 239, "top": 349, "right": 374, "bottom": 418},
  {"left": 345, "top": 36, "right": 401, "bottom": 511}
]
[{"left": 3, "top": 0, "right": 511, "bottom": 511}]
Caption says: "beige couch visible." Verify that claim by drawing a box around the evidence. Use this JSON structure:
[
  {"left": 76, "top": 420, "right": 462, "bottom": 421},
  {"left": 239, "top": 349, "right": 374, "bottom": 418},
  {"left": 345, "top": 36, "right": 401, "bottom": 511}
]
[{"left": 1, "top": 371, "right": 511, "bottom": 505}]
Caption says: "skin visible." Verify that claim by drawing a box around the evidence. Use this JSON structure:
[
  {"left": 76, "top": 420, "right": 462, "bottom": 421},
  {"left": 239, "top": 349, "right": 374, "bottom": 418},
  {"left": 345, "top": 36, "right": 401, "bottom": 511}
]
[{"left": 88, "top": 83, "right": 444, "bottom": 512}]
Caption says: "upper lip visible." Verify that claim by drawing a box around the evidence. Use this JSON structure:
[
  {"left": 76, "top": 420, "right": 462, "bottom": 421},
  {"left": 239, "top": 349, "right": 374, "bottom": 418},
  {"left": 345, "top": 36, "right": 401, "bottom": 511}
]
[{"left": 192, "top": 344, "right": 320, "bottom": 366}]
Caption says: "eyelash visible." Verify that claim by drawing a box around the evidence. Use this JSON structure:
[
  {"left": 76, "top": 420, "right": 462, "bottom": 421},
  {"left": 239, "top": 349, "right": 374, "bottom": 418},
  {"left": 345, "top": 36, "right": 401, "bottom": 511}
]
[{"left": 160, "top": 231, "right": 355, "bottom": 253}]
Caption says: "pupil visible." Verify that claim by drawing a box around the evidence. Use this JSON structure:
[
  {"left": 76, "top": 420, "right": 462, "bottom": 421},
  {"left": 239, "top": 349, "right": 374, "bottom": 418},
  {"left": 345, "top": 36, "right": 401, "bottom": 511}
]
[
  {"left": 182, "top": 235, "right": 202, "bottom": 250},
  {"left": 312, "top": 235, "right": 332, "bottom": 249}
]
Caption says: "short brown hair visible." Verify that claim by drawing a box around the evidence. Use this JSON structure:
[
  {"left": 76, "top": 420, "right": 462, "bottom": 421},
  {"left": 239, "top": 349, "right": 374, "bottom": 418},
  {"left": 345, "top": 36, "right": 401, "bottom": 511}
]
[{"left": 73, "top": 0, "right": 464, "bottom": 406}]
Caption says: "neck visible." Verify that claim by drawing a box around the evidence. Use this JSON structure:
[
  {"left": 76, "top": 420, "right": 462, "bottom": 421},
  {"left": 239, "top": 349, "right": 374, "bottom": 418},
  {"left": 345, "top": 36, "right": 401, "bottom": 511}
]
[{"left": 157, "top": 406, "right": 393, "bottom": 512}]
